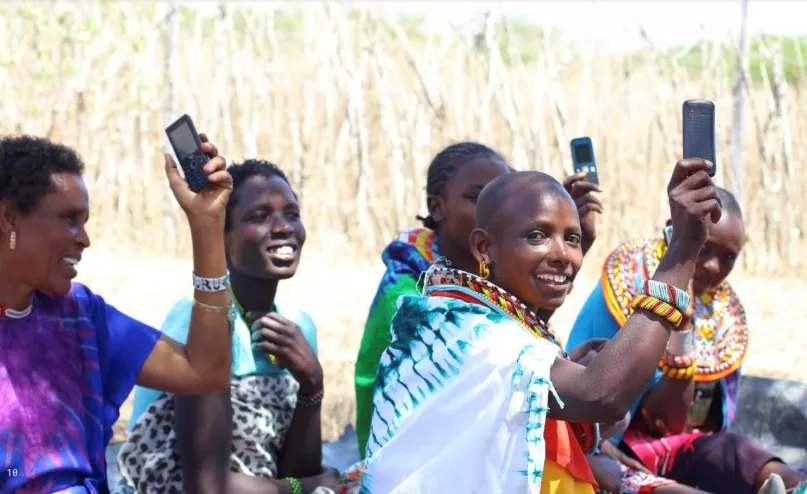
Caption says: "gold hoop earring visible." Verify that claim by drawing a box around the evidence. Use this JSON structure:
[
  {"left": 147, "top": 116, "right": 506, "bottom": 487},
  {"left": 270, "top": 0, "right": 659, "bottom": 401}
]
[
  {"left": 479, "top": 260, "right": 490, "bottom": 280},
  {"left": 9, "top": 231, "right": 16, "bottom": 250}
]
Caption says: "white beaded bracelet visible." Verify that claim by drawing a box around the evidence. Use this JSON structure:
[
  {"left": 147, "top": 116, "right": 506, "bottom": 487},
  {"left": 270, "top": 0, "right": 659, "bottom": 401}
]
[{"left": 193, "top": 271, "right": 230, "bottom": 292}]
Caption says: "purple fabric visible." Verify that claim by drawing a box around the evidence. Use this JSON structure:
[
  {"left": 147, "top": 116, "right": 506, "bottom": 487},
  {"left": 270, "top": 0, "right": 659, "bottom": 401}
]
[{"left": 0, "top": 283, "right": 160, "bottom": 493}]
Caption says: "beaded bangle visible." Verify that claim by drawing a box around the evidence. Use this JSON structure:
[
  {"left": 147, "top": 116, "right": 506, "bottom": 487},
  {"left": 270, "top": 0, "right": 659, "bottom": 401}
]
[
  {"left": 298, "top": 389, "right": 324, "bottom": 407},
  {"left": 192, "top": 271, "right": 230, "bottom": 292},
  {"left": 641, "top": 279, "right": 691, "bottom": 314},
  {"left": 285, "top": 477, "right": 302, "bottom": 494},
  {"left": 662, "top": 353, "right": 695, "bottom": 368},
  {"left": 631, "top": 294, "right": 684, "bottom": 329},
  {"left": 661, "top": 362, "right": 697, "bottom": 380}
]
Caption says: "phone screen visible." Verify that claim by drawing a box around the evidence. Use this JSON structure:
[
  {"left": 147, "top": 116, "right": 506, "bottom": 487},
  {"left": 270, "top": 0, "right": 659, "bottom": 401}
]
[
  {"left": 168, "top": 123, "right": 199, "bottom": 161},
  {"left": 573, "top": 143, "right": 593, "bottom": 164}
]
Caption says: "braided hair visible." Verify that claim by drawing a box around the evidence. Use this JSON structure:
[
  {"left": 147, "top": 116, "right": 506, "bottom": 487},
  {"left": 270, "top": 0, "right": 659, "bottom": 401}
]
[{"left": 417, "top": 142, "right": 506, "bottom": 230}]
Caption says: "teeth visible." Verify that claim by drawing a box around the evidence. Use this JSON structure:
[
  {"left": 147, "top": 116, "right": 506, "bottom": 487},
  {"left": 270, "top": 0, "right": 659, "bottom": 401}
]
[
  {"left": 63, "top": 258, "right": 79, "bottom": 265},
  {"left": 268, "top": 246, "right": 294, "bottom": 256},
  {"left": 537, "top": 274, "right": 568, "bottom": 284}
]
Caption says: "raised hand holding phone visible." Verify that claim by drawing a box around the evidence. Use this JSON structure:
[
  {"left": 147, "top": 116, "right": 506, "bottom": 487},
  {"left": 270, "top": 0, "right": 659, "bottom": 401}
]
[
  {"left": 682, "top": 100, "right": 716, "bottom": 177},
  {"left": 163, "top": 116, "right": 232, "bottom": 229}
]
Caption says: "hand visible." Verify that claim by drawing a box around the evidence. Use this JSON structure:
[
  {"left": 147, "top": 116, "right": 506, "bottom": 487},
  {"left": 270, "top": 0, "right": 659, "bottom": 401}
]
[
  {"left": 587, "top": 453, "right": 624, "bottom": 493},
  {"left": 248, "top": 312, "right": 323, "bottom": 394},
  {"left": 666, "top": 159, "right": 721, "bottom": 257},
  {"left": 567, "top": 337, "right": 609, "bottom": 366},
  {"left": 563, "top": 172, "right": 603, "bottom": 253},
  {"left": 599, "top": 440, "right": 652, "bottom": 474},
  {"left": 164, "top": 133, "right": 233, "bottom": 228}
]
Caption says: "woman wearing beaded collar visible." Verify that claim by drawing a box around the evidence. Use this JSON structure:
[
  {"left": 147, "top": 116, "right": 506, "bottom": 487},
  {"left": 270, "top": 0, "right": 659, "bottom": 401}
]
[
  {"left": 0, "top": 134, "right": 234, "bottom": 492},
  {"left": 353, "top": 141, "right": 604, "bottom": 460},
  {"left": 568, "top": 187, "right": 807, "bottom": 494},
  {"left": 339, "top": 159, "right": 719, "bottom": 493}
]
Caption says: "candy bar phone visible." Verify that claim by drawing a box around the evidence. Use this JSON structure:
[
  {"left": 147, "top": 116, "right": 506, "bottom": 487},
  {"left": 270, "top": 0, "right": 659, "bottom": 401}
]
[
  {"left": 682, "top": 100, "right": 716, "bottom": 177},
  {"left": 570, "top": 136, "right": 599, "bottom": 185},
  {"left": 664, "top": 225, "right": 673, "bottom": 245},
  {"left": 165, "top": 114, "right": 210, "bottom": 192}
]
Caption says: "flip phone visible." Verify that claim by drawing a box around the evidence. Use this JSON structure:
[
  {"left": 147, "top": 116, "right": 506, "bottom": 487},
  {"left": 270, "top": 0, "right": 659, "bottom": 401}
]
[
  {"left": 570, "top": 137, "right": 599, "bottom": 185},
  {"left": 165, "top": 114, "right": 210, "bottom": 192},
  {"left": 682, "top": 100, "right": 716, "bottom": 177}
]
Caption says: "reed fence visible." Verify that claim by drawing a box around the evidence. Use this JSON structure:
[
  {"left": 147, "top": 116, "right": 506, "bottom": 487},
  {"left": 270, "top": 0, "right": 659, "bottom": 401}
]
[{"left": 2, "top": 2, "right": 805, "bottom": 274}]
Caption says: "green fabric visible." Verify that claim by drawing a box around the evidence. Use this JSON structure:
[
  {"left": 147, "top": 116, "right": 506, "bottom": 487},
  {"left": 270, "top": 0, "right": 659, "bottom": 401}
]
[{"left": 354, "top": 275, "right": 419, "bottom": 459}]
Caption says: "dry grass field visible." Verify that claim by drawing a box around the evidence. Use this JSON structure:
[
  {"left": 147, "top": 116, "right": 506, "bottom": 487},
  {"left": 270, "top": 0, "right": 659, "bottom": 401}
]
[{"left": 74, "top": 244, "right": 807, "bottom": 444}]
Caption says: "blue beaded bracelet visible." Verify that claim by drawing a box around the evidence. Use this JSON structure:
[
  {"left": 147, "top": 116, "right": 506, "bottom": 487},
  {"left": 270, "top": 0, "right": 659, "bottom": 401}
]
[{"left": 641, "top": 279, "right": 691, "bottom": 314}]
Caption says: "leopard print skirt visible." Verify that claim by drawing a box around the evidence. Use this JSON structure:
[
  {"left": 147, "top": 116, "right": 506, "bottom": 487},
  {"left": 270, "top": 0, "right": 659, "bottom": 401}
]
[{"left": 114, "top": 374, "right": 298, "bottom": 493}]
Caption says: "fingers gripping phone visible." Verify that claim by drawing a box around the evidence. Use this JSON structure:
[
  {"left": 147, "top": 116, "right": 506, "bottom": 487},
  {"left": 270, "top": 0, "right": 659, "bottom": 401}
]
[
  {"left": 165, "top": 114, "right": 210, "bottom": 192},
  {"left": 682, "top": 100, "right": 716, "bottom": 177},
  {"left": 570, "top": 137, "right": 599, "bottom": 185}
]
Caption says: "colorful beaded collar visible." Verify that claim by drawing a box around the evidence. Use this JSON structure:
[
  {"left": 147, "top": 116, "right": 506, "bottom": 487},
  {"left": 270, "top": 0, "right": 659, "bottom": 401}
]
[
  {"left": 602, "top": 235, "right": 749, "bottom": 382},
  {"left": 422, "top": 261, "right": 567, "bottom": 358},
  {"left": 422, "top": 260, "right": 604, "bottom": 454},
  {"left": 0, "top": 303, "right": 33, "bottom": 320}
]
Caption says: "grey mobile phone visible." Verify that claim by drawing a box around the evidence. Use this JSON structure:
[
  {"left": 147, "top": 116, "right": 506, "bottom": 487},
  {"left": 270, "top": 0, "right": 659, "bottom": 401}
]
[{"left": 682, "top": 100, "right": 716, "bottom": 177}]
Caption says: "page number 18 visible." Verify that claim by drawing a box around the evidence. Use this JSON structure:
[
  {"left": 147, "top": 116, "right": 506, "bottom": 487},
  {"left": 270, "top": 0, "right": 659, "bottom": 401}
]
[{"left": 7, "top": 468, "right": 18, "bottom": 476}]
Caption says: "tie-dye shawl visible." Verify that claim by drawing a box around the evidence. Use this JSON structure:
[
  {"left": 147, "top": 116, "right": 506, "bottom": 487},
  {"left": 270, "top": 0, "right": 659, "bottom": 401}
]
[
  {"left": 354, "top": 227, "right": 439, "bottom": 458},
  {"left": 342, "top": 287, "right": 563, "bottom": 493}
]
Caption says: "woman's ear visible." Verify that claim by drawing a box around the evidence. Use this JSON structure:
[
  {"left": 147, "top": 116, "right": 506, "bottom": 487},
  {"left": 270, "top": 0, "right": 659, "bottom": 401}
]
[
  {"left": 426, "top": 195, "right": 446, "bottom": 223},
  {"left": 469, "top": 228, "right": 492, "bottom": 266},
  {"left": 0, "top": 199, "right": 17, "bottom": 234}
]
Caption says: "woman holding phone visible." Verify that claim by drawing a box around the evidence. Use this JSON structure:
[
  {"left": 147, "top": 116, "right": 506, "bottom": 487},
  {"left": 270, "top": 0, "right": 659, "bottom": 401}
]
[{"left": 0, "top": 133, "right": 234, "bottom": 492}]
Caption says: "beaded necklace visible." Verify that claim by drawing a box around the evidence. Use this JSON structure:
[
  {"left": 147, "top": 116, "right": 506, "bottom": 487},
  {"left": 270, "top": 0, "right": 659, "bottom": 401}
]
[
  {"left": 423, "top": 261, "right": 603, "bottom": 453},
  {"left": 0, "top": 302, "right": 33, "bottom": 320},
  {"left": 423, "top": 263, "right": 567, "bottom": 358},
  {"left": 602, "top": 235, "right": 748, "bottom": 383}
]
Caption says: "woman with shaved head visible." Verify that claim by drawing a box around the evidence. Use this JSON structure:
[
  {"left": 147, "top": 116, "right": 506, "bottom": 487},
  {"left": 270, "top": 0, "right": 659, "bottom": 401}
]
[{"left": 339, "top": 159, "right": 724, "bottom": 493}]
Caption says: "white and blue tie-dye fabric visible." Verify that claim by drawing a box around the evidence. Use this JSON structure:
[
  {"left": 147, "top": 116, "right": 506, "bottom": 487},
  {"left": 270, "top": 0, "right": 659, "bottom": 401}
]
[{"left": 341, "top": 295, "right": 561, "bottom": 494}]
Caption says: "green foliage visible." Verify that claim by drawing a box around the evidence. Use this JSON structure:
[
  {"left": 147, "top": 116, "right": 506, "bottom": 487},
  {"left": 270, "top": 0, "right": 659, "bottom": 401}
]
[{"left": 655, "top": 35, "right": 807, "bottom": 86}]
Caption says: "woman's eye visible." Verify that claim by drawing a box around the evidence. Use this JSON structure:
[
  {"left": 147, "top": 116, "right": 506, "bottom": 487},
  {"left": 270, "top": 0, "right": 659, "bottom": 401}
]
[
  {"left": 567, "top": 235, "right": 582, "bottom": 245},
  {"left": 526, "top": 231, "right": 547, "bottom": 242},
  {"left": 286, "top": 211, "right": 301, "bottom": 220}
]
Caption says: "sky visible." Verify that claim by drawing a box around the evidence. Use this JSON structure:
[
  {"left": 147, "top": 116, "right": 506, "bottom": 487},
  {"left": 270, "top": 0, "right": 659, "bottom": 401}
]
[{"left": 178, "top": 0, "right": 807, "bottom": 49}]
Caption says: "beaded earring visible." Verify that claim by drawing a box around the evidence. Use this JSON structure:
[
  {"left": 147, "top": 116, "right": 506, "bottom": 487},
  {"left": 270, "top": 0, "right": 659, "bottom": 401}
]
[{"left": 9, "top": 231, "right": 16, "bottom": 250}]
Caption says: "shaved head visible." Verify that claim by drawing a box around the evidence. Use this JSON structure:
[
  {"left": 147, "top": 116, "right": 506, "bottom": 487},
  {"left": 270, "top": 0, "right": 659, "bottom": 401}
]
[
  {"left": 715, "top": 186, "right": 742, "bottom": 219},
  {"left": 476, "top": 171, "right": 569, "bottom": 230}
]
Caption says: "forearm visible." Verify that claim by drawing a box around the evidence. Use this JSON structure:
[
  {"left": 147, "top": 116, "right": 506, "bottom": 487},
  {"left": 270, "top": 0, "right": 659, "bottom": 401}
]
[
  {"left": 278, "top": 404, "right": 323, "bottom": 478},
  {"left": 185, "top": 222, "right": 232, "bottom": 391},
  {"left": 175, "top": 391, "right": 233, "bottom": 494},
  {"left": 641, "top": 377, "right": 695, "bottom": 434},
  {"left": 550, "top": 247, "right": 695, "bottom": 422}
]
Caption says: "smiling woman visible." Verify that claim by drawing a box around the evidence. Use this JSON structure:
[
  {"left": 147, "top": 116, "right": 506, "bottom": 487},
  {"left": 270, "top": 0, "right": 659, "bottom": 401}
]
[
  {"left": 117, "top": 159, "right": 337, "bottom": 493},
  {"left": 0, "top": 134, "right": 234, "bottom": 492}
]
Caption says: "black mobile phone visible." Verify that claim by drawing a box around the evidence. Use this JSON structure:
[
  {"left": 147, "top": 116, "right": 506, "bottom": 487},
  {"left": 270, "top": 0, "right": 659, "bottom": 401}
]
[
  {"left": 682, "top": 100, "right": 716, "bottom": 177},
  {"left": 165, "top": 114, "right": 210, "bottom": 192},
  {"left": 570, "top": 136, "right": 599, "bottom": 185}
]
